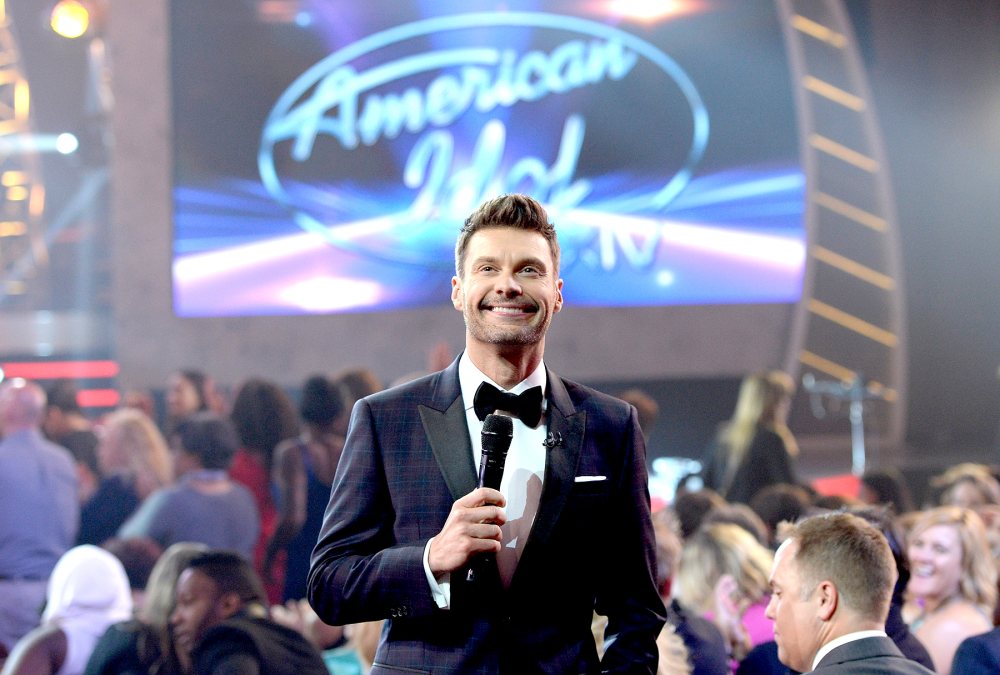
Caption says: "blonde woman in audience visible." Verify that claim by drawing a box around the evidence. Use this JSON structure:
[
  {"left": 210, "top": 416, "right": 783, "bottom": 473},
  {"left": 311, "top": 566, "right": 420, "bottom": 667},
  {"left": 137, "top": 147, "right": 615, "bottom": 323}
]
[
  {"left": 674, "top": 522, "right": 774, "bottom": 664},
  {"left": 77, "top": 409, "right": 172, "bottom": 545},
  {"left": 904, "top": 505, "right": 997, "bottom": 674},
  {"left": 932, "top": 462, "right": 1000, "bottom": 509},
  {"left": 701, "top": 370, "right": 798, "bottom": 505}
]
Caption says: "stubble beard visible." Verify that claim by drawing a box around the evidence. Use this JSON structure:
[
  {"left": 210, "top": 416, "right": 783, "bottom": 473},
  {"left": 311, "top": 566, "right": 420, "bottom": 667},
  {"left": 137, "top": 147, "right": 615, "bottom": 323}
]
[{"left": 463, "top": 304, "right": 550, "bottom": 347}]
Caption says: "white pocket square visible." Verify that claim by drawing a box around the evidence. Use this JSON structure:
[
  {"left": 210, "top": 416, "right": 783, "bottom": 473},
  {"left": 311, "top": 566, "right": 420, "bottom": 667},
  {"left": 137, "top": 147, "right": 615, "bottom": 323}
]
[{"left": 574, "top": 475, "right": 607, "bottom": 482}]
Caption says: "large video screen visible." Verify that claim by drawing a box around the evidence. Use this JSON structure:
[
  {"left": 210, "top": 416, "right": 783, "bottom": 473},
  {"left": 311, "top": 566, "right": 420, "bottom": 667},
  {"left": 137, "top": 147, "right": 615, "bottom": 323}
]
[{"left": 171, "top": 0, "right": 803, "bottom": 317}]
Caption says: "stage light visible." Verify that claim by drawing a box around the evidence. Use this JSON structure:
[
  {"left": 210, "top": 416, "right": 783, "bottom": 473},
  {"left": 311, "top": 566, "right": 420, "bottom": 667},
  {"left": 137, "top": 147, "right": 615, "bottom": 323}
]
[{"left": 49, "top": 0, "right": 91, "bottom": 39}]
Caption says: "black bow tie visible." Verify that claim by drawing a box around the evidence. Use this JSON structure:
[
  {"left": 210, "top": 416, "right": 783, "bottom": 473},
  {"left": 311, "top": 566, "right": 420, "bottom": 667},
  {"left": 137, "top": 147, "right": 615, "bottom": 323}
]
[{"left": 473, "top": 382, "right": 544, "bottom": 428}]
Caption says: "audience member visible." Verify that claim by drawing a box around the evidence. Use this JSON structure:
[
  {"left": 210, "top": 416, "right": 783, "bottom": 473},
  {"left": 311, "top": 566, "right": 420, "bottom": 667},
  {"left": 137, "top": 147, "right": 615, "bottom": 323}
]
[
  {"left": 84, "top": 542, "right": 208, "bottom": 675},
  {"left": 701, "top": 503, "right": 770, "bottom": 546},
  {"left": 43, "top": 380, "right": 101, "bottom": 508},
  {"left": 931, "top": 462, "right": 1000, "bottom": 509},
  {"left": 79, "top": 408, "right": 172, "bottom": 546},
  {"left": 859, "top": 468, "right": 915, "bottom": 516},
  {"left": 653, "top": 508, "right": 730, "bottom": 675},
  {"left": 903, "top": 505, "right": 996, "bottom": 674},
  {"left": 117, "top": 412, "right": 259, "bottom": 558},
  {"left": 952, "top": 625, "right": 1000, "bottom": 672},
  {"left": 701, "top": 371, "right": 798, "bottom": 505},
  {"left": 164, "top": 369, "right": 216, "bottom": 433},
  {"left": 0, "top": 379, "right": 79, "bottom": 653},
  {"left": 265, "top": 374, "right": 347, "bottom": 602},
  {"left": 229, "top": 377, "right": 300, "bottom": 602},
  {"left": 675, "top": 523, "right": 775, "bottom": 662},
  {"left": 100, "top": 537, "right": 163, "bottom": 612},
  {"left": 749, "top": 484, "right": 813, "bottom": 548},
  {"left": 765, "top": 512, "right": 933, "bottom": 674},
  {"left": 813, "top": 493, "right": 864, "bottom": 511},
  {"left": 673, "top": 488, "right": 728, "bottom": 540},
  {"left": 330, "top": 367, "right": 382, "bottom": 436},
  {"left": 617, "top": 388, "right": 660, "bottom": 438},
  {"left": 1, "top": 545, "right": 132, "bottom": 675},
  {"left": 170, "top": 550, "right": 327, "bottom": 674}
]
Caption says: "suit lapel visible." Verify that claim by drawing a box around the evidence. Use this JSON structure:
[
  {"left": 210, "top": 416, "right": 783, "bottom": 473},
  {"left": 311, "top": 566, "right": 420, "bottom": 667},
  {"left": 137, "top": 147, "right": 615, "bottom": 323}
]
[
  {"left": 418, "top": 361, "right": 477, "bottom": 501},
  {"left": 516, "top": 372, "right": 585, "bottom": 575}
]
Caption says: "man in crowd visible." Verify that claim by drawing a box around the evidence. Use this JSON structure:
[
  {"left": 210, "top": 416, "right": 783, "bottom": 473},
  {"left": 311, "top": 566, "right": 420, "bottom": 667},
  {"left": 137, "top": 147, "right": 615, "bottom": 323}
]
[
  {"left": 0, "top": 378, "right": 79, "bottom": 652},
  {"left": 766, "top": 512, "right": 934, "bottom": 673},
  {"left": 170, "top": 550, "right": 327, "bottom": 674},
  {"left": 309, "top": 194, "right": 665, "bottom": 672}
]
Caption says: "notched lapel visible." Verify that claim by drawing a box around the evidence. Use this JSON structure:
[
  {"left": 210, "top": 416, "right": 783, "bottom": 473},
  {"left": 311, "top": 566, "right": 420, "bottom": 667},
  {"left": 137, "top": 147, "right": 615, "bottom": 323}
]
[{"left": 419, "top": 396, "right": 477, "bottom": 501}]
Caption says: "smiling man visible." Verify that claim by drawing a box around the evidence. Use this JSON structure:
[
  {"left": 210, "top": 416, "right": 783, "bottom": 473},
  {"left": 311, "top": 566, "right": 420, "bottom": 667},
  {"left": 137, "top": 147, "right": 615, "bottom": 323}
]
[
  {"left": 766, "top": 513, "right": 934, "bottom": 674},
  {"left": 308, "top": 193, "right": 664, "bottom": 673}
]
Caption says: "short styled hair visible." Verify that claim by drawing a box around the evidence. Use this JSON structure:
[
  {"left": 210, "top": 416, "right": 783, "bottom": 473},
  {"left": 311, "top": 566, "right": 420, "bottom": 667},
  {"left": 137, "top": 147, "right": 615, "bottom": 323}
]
[
  {"left": 185, "top": 550, "right": 267, "bottom": 606},
  {"left": 173, "top": 412, "right": 239, "bottom": 470},
  {"left": 787, "top": 512, "right": 896, "bottom": 623},
  {"left": 454, "top": 194, "right": 560, "bottom": 277}
]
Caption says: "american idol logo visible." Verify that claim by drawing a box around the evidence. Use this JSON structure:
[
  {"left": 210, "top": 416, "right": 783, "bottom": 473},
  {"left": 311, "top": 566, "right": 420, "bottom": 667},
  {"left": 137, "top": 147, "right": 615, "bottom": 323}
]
[{"left": 258, "top": 12, "right": 708, "bottom": 270}]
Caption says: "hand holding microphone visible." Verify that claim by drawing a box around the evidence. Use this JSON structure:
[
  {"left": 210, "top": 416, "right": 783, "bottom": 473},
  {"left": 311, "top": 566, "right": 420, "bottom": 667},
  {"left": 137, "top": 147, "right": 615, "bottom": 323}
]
[{"left": 427, "top": 414, "right": 513, "bottom": 576}]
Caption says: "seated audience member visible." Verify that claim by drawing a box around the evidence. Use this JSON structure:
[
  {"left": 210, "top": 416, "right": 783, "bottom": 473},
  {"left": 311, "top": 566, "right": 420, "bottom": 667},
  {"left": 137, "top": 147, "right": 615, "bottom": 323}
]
[
  {"left": 84, "top": 542, "right": 208, "bottom": 675},
  {"left": 1, "top": 545, "right": 132, "bottom": 675},
  {"left": 229, "top": 378, "right": 300, "bottom": 603},
  {"left": 653, "top": 508, "right": 730, "bottom": 675},
  {"left": 903, "top": 505, "right": 996, "bottom": 674},
  {"left": 265, "top": 374, "right": 347, "bottom": 602},
  {"left": 766, "top": 512, "right": 934, "bottom": 674},
  {"left": 931, "top": 463, "right": 1000, "bottom": 509},
  {"left": 42, "top": 380, "right": 100, "bottom": 477},
  {"left": 675, "top": 523, "right": 775, "bottom": 662},
  {"left": 701, "top": 370, "right": 798, "bottom": 505},
  {"left": 702, "top": 503, "right": 771, "bottom": 546},
  {"left": 117, "top": 412, "right": 259, "bottom": 559},
  {"left": 79, "top": 409, "right": 172, "bottom": 546},
  {"left": 672, "top": 488, "right": 728, "bottom": 540},
  {"left": 0, "top": 378, "right": 79, "bottom": 654},
  {"left": 859, "top": 468, "right": 915, "bottom": 516},
  {"left": 170, "top": 550, "right": 327, "bottom": 674},
  {"left": 749, "top": 483, "right": 813, "bottom": 548},
  {"left": 100, "top": 537, "right": 163, "bottom": 612}
]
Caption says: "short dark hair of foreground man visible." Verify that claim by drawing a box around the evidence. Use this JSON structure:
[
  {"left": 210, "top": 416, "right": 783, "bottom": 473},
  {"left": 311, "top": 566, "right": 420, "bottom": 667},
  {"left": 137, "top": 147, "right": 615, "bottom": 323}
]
[
  {"left": 765, "top": 513, "right": 934, "bottom": 674},
  {"left": 170, "top": 551, "right": 326, "bottom": 675},
  {"left": 308, "top": 194, "right": 665, "bottom": 673}
]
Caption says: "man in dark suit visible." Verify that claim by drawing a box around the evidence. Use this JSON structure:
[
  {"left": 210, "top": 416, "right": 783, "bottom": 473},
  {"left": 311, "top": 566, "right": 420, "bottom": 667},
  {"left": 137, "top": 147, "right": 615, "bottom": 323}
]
[
  {"left": 765, "top": 512, "right": 934, "bottom": 674},
  {"left": 952, "top": 627, "right": 1000, "bottom": 671},
  {"left": 308, "top": 194, "right": 665, "bottom": 673}
]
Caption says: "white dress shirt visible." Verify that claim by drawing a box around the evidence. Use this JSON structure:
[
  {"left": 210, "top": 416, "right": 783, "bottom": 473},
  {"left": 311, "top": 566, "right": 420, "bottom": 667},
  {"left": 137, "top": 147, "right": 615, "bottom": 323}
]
[{"left": 423, "top": 352, "right": 548, "bottom": 607}]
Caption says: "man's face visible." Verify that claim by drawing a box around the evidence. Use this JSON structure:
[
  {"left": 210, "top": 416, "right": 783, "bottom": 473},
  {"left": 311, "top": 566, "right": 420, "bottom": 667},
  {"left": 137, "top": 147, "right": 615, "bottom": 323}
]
[
  {"left": 170, "top": 568, "right": 232, "bottom": 654},
  {"left": 452, "top": 227, "right": 563, "bottom": 351},
  {"left": 765, "top": 540, "right": 822, "bottom": 672}
]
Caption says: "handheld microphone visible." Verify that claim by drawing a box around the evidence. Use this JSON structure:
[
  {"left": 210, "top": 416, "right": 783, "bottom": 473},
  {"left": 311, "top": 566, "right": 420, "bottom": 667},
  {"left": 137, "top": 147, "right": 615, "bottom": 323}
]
[
  {"left": 468, "top": 413, "right": 513, "bottom": 584},
  {"left": 478, "top": 413, "right": 513, "bottom": 490}
]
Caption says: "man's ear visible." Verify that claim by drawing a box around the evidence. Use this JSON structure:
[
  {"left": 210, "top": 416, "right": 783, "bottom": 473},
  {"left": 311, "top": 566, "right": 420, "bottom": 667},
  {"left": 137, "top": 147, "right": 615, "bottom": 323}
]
[
  {"left": 218, "top": 592, "right": 244, "bottom": 620},
  {"left": 451, "top": 276, "right": 462, "bottom": 311},
  {"left": 815, "top": 580, "right": 838, "bottom": 622},
  {"left": 554, "top": 278, "right": 563, "bottom": 313}
]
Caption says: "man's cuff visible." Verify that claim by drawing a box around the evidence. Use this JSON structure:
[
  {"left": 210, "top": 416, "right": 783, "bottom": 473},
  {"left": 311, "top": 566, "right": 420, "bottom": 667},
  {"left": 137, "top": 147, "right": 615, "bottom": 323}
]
[{"left": 423, "top": 537, "right": 451, "bottom": 609}]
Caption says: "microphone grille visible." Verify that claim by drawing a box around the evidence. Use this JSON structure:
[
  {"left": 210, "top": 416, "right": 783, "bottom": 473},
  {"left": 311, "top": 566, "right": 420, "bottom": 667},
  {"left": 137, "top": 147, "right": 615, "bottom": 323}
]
[{"left": 482, "top": 412, "right": 514, "bottom": 437}]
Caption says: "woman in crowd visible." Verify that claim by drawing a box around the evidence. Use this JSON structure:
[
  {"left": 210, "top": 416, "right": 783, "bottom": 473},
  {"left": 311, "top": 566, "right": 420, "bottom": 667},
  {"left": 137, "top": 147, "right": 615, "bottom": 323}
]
[
  {"left": 264, "top": 374, "right": 347, "bottom": 602},
  {"left": 85, "top": 542, "right": 208, "bottom": 675},
  {"left": 904, "top": 505, "right": 996, "bottom": 674},
  {"left": 164, "top": 369, "right": 217, "bottom": 434},
  {"left": 228, "top": 377, "right": 299, "bottom": 603},
  {"left": 674, "top": 522, "right": 775, "bottom": 667},
  {"left": 701, "top": 370, "right": 798, "bottom": 505},
  {"left": 78, "top": 409, "right": 173, "bottom": 546},
  {"left": 117, "top": 412, "right": 259, "bottom": 559},
  {"left": 1, "top": 546, "right": 132, "bottom": 675},
  {"left": 859, "top": 467, "right": 914, "bottom": 516},
  {"left": 931, "top": 462, "right": 1000, "bottom": 510}
]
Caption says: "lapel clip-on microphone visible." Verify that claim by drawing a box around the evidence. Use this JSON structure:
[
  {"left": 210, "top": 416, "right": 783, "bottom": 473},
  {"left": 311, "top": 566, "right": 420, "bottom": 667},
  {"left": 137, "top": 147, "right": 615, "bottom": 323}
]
[{"left": 543, "top": 431, "right": 563, "bottom": 448}]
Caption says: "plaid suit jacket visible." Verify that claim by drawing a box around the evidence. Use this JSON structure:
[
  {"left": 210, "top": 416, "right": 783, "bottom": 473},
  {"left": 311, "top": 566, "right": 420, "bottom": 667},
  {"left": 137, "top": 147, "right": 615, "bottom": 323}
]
[{"left": 308, "top": 357, "right": 665, "bottom": 673}]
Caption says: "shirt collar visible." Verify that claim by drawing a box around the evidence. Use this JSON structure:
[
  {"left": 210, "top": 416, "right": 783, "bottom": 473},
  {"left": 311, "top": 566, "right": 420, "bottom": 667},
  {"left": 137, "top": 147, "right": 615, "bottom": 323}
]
[
  {"left": 811, "top": 629, "right": 887, "bottom": 671},
  {"left": 458, "top": 351, "right": 547, "bottom": 413}
]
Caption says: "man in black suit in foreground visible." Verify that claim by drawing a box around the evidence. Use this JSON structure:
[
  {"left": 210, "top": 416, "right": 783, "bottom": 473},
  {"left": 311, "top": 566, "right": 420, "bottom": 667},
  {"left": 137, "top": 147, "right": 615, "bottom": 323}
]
[
  {"left": 765, "top": 512, "right": 933, "bottom": 674},
  {"left": 308, "top": 194, "right": 665, "bottom": 673}
]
